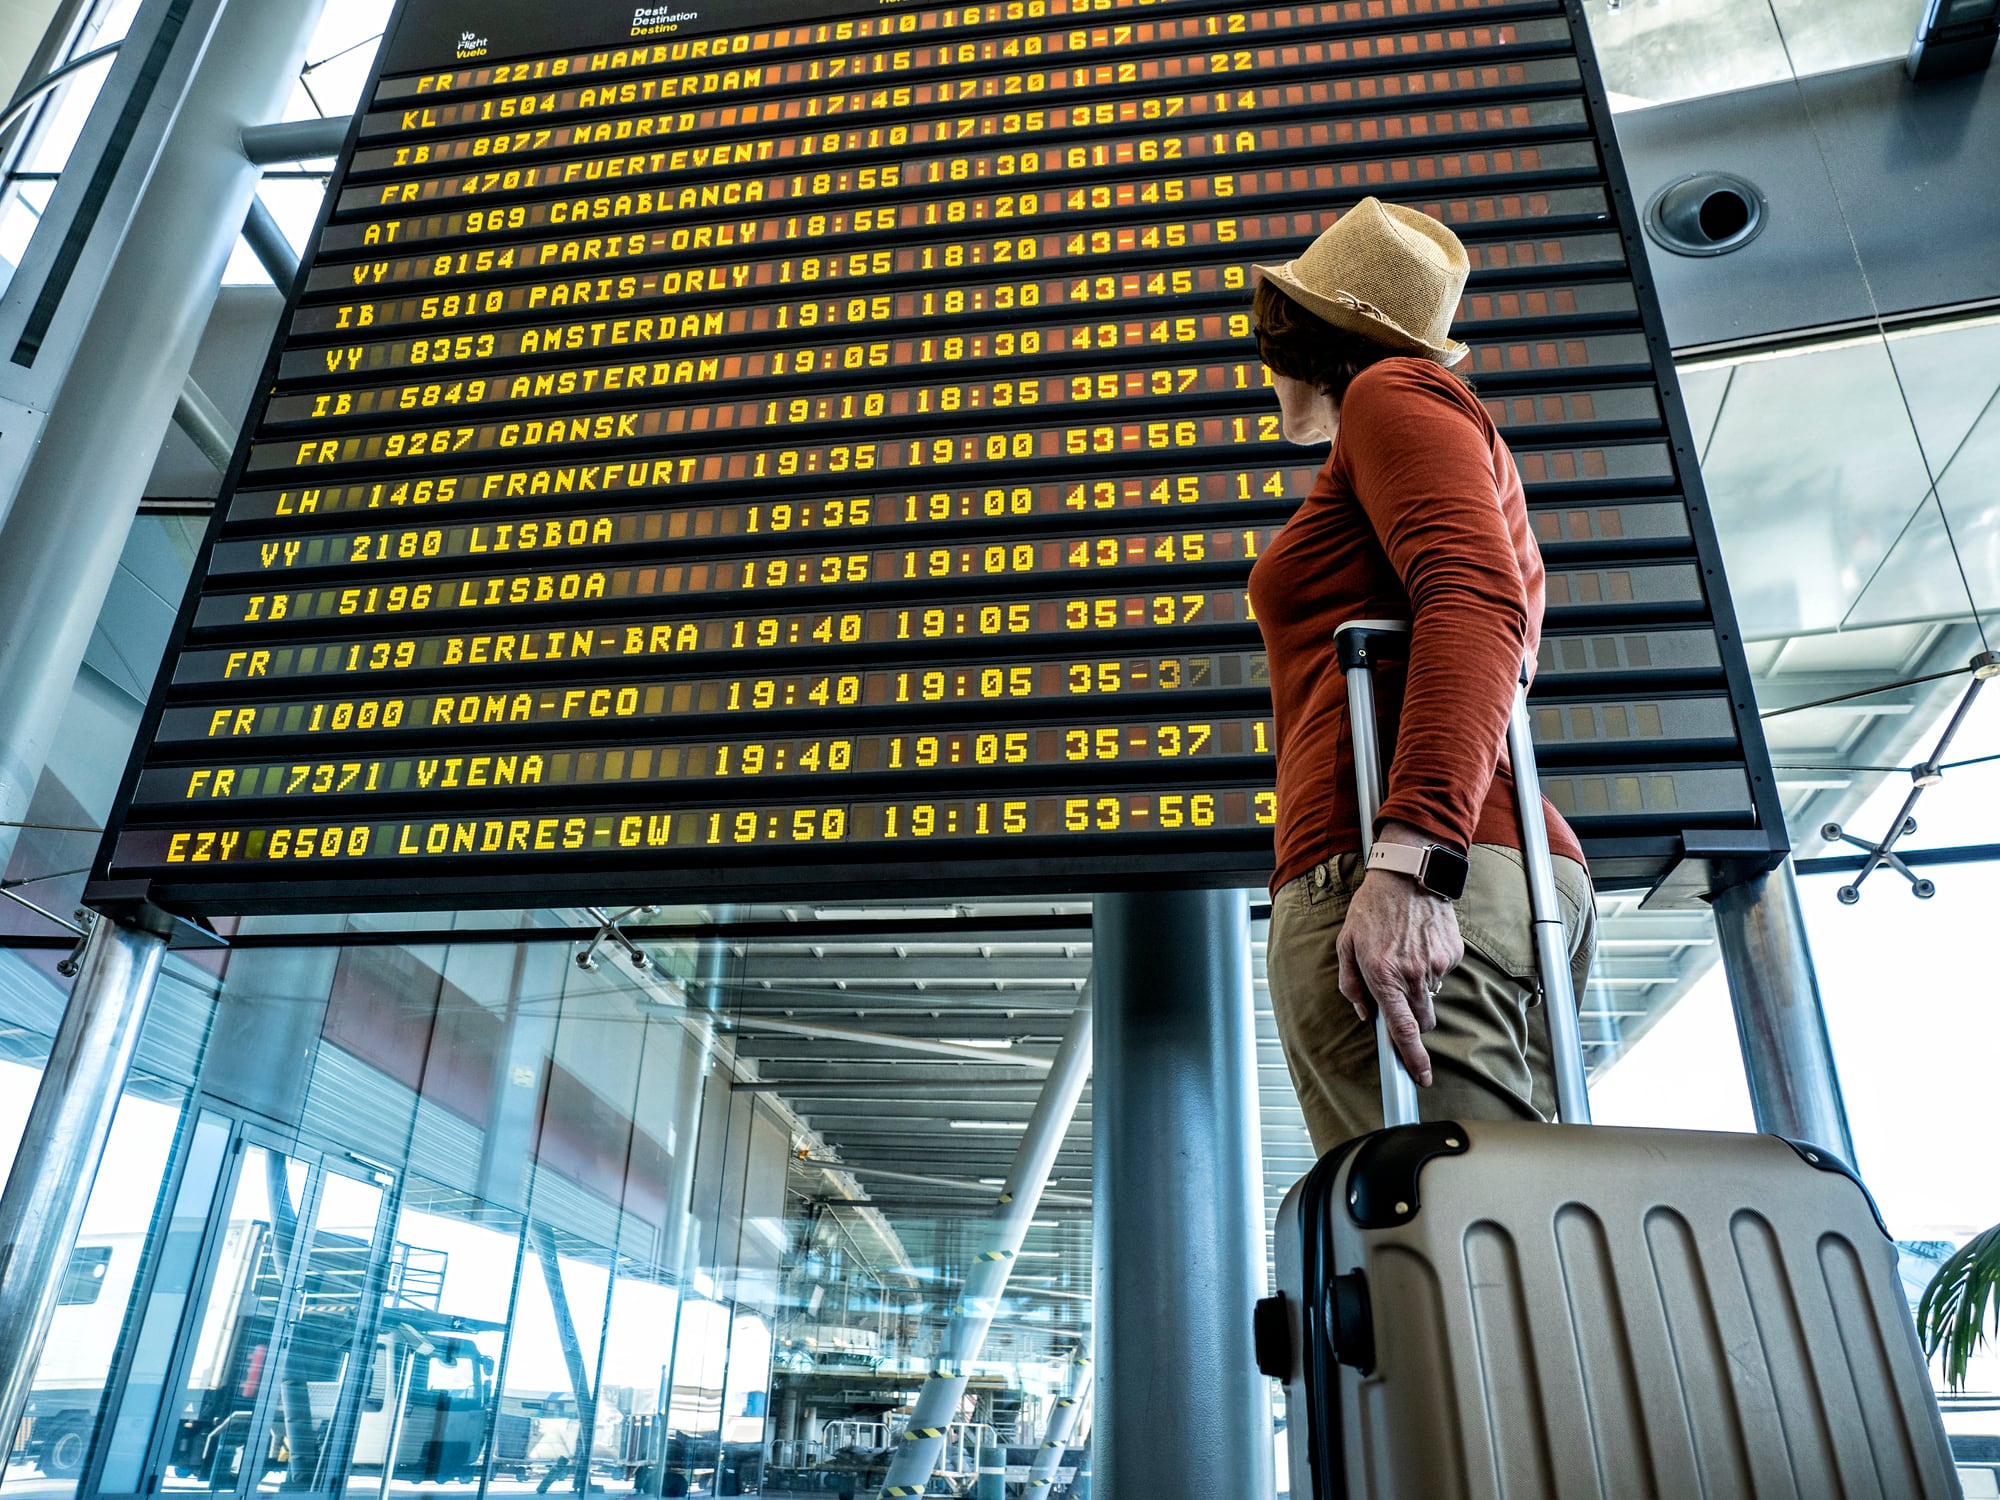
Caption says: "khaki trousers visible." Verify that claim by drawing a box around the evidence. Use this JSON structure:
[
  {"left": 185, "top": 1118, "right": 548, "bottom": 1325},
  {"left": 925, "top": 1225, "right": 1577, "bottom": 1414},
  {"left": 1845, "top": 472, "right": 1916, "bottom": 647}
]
[{"left": 1267, "top": 844, "right": 1597, "bottom": 1156}]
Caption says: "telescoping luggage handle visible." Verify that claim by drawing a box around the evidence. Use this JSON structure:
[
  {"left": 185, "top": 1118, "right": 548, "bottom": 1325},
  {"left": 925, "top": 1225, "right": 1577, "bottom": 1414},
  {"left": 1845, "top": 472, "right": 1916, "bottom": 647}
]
[{"left": 1334, "top": 620, "right": 1592, "bottom": 1129}]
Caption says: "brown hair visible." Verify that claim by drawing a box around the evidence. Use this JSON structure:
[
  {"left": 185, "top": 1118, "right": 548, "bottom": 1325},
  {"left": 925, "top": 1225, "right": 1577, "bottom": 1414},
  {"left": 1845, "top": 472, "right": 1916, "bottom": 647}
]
[{"left": 1252, "top": 277, "right": 1469, "bottom": 403}]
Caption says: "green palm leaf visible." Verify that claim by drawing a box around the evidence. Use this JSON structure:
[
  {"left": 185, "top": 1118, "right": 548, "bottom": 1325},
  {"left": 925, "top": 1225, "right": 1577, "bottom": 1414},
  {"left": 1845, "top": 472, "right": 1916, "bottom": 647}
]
[{"left": 1917, "top": 1222, "right": 2000, "bottom": 1392}]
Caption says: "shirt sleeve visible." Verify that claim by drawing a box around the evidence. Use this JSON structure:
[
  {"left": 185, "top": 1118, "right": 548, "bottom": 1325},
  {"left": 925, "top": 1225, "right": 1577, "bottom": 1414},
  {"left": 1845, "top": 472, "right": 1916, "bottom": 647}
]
[{"left": 1339, "top": 362, "right": 1527, "bottom": 849}]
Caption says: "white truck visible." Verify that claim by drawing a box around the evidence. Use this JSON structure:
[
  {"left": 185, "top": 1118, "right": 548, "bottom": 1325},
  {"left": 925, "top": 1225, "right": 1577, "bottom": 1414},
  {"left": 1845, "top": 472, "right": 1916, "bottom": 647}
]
[{"left": 13, "top": 1232, "right": 149, "bottom": 1479}]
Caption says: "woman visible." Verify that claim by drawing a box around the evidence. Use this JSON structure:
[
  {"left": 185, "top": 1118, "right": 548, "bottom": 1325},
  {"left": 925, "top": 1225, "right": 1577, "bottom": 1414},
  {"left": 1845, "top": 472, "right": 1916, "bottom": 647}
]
[{"left": 1244, "top": 197, "right": 1596, "bottom": 1154}]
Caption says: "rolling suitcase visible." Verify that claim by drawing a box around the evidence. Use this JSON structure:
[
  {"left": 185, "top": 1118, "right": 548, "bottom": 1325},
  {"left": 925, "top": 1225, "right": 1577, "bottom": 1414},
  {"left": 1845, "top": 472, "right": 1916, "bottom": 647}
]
[{"left": 1254, "top": 619, "right": 1960, "bottom": 1500}]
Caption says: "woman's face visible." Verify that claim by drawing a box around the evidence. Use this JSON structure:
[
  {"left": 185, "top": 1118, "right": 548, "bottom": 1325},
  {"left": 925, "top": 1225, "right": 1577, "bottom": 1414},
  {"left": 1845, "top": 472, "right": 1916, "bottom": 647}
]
[{"left": 1269, "top": 369, "right": 1338, "bottom": 447}]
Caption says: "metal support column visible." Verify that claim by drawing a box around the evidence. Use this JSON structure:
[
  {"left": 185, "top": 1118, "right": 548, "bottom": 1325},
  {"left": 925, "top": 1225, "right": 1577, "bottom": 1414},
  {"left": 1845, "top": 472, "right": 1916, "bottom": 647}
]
[
  {"left": 239, "top": 112, "right": 351, "bottom": 164},
  {"left": 1025, "top": 1351, "right": 1093, "bottom": 1495},
  {"left": 0, "top": 0, "right": 323, "bottom": 859},
  {"left": 1092, "top": 888, "right": 1271, "bottom": 1500},
  {"left": 1710, "top": 862, "right": 1857, "bottom": 1162},
  {"left": 874, "top": 991, "right": 1093, "bottom": 1500},
  {"left": 660, "top": 920, "right": 731, "bottom": 1282},
  {"left": 240, "top": 192, "right": 299, "bottom": 292},
  {"left": 173, "top": 375, "right": 235, "bottom": 470},
  {"left": 0, "top": 913, "right": 169, "bottom": 1459},
  {"left": 531, "top": 1222, "right": 597, "bottom": 1496},
  {"left": 974, "top": 1441, "right": 1006, "bottom": 1500}
]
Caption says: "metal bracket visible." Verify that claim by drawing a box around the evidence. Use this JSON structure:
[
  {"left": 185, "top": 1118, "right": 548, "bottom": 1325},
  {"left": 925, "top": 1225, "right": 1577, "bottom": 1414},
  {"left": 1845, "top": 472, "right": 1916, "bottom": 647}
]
[
  {"left": 574, "top": 905, "right": 660, "bottom": 972},
  {"left": 1818, "top": 815, "right": 1935, "bottom": 903},
  {"left": 55, "top": 907, "right": 95, "bottom": 976},
  {"left": 1639, "top": 828, "right": 1788, "bottom": 910},
  {"left": 1820, "top": 651, "right": 1997, "bottom": 905},
  {"left": 77, "top": 879, "right": 226, "bottom": 948}
]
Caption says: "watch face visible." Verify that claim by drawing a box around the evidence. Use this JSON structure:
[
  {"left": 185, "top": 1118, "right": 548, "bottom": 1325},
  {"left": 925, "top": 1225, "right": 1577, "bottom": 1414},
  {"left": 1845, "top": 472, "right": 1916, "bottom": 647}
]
[{"left": 1425, "top": 847, "right": 1471, "bottom": 901}]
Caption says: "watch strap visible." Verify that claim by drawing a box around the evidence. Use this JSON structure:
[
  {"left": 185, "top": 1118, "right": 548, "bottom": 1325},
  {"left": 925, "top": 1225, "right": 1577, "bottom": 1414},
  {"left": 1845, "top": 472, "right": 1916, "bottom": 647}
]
[
  {"left": 1366, "top": 840, "right": 1469, "bottom": 899},
  {"left": 1365, "top": 843, "right": 1429, "bottom": 882}
]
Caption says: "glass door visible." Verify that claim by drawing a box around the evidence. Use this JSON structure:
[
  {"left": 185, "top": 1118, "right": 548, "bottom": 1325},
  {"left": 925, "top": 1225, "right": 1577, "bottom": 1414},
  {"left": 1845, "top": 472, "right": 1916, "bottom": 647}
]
[
  {"left": 244, "top": 1161, "right": 393, "bottom": 1497},
  {"left": 137, "top": 1131, "right": 394, "bottom": 1500}
]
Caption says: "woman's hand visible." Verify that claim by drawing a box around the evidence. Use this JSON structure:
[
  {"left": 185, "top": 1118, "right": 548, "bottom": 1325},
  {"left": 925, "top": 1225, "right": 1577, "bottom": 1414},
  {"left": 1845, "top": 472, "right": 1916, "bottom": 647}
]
[{"left": 1335, "top": 823, "right": 1466, "bottom": 1086}]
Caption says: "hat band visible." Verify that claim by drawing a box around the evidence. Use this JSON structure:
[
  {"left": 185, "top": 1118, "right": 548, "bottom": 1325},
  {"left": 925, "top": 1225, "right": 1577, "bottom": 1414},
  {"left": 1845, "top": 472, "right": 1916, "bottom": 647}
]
[
  {"left": 1328, "top": 287, "right": 1444, "bottom": 347},
  {"left": 1330, "top": 289, "right": 1391, "bottom": 323}
]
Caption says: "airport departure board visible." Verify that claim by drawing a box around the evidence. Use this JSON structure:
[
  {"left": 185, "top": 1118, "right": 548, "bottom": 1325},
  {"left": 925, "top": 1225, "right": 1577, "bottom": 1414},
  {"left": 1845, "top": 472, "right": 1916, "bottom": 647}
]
[{"left": 92, "top": 0, "right": 1787, "bottom": 913}]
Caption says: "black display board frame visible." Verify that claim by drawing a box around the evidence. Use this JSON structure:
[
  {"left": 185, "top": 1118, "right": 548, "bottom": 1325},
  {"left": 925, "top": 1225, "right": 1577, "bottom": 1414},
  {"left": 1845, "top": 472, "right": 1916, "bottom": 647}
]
[{"left": 87, "top": 0, "right": 1790, "bottom": 915}]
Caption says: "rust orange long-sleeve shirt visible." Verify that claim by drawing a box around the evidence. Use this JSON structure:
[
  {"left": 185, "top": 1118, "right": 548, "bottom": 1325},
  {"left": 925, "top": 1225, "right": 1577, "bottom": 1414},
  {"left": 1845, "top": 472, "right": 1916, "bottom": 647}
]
[{"left": 1247, "top": 357, "right": 1585, "bottom": 895}]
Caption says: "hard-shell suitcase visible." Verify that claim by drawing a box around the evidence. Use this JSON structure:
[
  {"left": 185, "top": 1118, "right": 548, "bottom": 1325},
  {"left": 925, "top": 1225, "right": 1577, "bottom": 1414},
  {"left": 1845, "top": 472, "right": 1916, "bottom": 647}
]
[{"left": 1254, "top": 620, "right": 1960, "bottom": 1500}]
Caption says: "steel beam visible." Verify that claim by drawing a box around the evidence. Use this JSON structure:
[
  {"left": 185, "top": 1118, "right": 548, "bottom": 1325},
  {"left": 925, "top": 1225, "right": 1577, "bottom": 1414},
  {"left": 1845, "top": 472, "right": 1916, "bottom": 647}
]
[
  {"left": 741, "top": 1062, "right": 1061, "bottom": 1085},
  {"left": 531, "top": 1223, "right": 597, "bottom": 1496},
  {"left": 721, "top": 1014, "right": 1055, "bottom": 1069},
  {"left": 1026, "top": 1351, "right": 1093, "bottom": 1495},
  {"left": 240, "top": 190, "right": 299, "bottom": 289},
  {"left": 873, "top": 993, "right": 1093, "bottom": 1498},
  {"left": 795, "top": 1157, "right": 1091, "bottom": 1208},
  {"left": 239, "top": 112, "right": 350, "bottom": 164},
  {"left": 734, "top": 955, "right": 1092, "bottom": 982},
  {"left": 172, "top": 374, "right": 234, "bottom": 470},
  {"left": 774, "top": 1100, "right": 1093, "bottom": 1124},
  {"left": 734, "top": 1077, "right": 1052, "bottom": 1093},
  {"left": 0, "top": 914, "right": 169, "bottom": 1459},
  {"left": 0, "top": 0, "right": 324, "bottom": 859}
]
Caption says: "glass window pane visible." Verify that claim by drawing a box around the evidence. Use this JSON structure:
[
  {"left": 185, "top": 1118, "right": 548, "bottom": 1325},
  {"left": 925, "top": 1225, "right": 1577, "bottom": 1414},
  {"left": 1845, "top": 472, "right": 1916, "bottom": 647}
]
[
  {"left": 97, "top": 1112, "right": 233, "bottom": 1494},
  {"left": 286, "top": 1, "right": 393, "bottom": 126},
  {"left": 5, "top": 1088, "right": 186, "bottom": 1495},
  {"left": 0, "top": 180, "right": 56, "bottom": 284},
  {"left": 347, "top": 1184, "right": 517, "bottom": 1500},
  {"left": 152, "top": 1146, "right": 294, "bottom": 1495},
  {"left": 1800, "top": 860, "right": 2000, "bottom": 1463},
  {"left": 1587, "top": 964, "right": 1757, "bottom": 1132},
  {"left": 247, "top": 1171, "right": 385, "bottom": 1496},
  {"left": 503, "top": 1231, "right": 612, "bottom": 1496},
  {"left": 1580, "top": 897, "right": 1755, "bottom": 1134}
]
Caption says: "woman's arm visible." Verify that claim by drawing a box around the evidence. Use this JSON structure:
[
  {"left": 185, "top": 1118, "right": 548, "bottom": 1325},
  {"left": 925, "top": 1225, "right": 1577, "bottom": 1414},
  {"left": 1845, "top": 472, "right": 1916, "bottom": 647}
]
[
  {"left": 1335, "top": 363, "right": 1528, "bottom": 1081},
  {"left": 1344, "top": 363, "right": 1529, "bottom": 845}
]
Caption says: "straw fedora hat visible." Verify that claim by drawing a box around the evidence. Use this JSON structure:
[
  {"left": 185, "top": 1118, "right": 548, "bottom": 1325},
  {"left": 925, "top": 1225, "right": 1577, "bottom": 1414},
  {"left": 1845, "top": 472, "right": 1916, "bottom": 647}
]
[{"left": 1253, "top": 197, "right": 1471, "bottom": 366}]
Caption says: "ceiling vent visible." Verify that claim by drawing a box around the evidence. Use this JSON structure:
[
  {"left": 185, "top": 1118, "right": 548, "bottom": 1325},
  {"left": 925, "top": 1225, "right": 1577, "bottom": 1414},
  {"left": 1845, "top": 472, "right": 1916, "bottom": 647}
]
[{"left": 1644, "top": 172, "right": 1766, "bottom": 257}]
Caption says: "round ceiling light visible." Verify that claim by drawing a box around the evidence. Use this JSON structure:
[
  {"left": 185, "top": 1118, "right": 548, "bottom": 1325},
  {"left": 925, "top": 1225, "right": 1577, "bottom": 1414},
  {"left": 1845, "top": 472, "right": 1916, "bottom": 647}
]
[{"left": 1644, "top": 171, "right": 1767, "bottom": 257}]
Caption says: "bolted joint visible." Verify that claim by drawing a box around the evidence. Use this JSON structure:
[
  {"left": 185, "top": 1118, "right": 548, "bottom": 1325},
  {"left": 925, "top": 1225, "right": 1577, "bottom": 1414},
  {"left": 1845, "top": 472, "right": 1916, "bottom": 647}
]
[
  {"left": 575, "top": 903, "right": 661, "bottom": 973},
  {"left": 55, "top": 909, "right": 98, "bottom": 977},
  {"left": 1912, "top": 761, "right": 1945, "bottom": 787}
]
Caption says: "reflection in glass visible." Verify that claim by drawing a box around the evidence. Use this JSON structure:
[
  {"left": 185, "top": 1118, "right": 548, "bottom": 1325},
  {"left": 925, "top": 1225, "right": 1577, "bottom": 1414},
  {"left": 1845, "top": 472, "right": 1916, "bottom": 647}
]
[
  {"left": 505, "top": 1228, "right": 612, "bottom": 1497},
  {"left": 248, "top": 1170, "right": 385, "bottom": 1496},
  {"left": 592, "top": 1261, "right": 683, "bottom": 1495},
  {"left": 345, "top": 1187, "right": 515, "bottom": 1500},
  {"left": 155, "top": 1148, "right": 300, "bottom": 1495},
  {"left": 9, "top": 928, "right": 1113, "bottom": 1497},
  {"left": 97, "top": 1114, "right": 233, "bottom": 1494},
  {"left": 5, "top": 1086, "right": 184, "bottom": 1496}
]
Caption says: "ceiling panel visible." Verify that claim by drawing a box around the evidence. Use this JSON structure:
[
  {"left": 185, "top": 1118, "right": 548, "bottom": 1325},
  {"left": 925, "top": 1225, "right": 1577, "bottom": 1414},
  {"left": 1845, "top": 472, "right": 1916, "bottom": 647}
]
[{"left": 1700, "top": 339, "right": 1942, "bottom": 639}]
